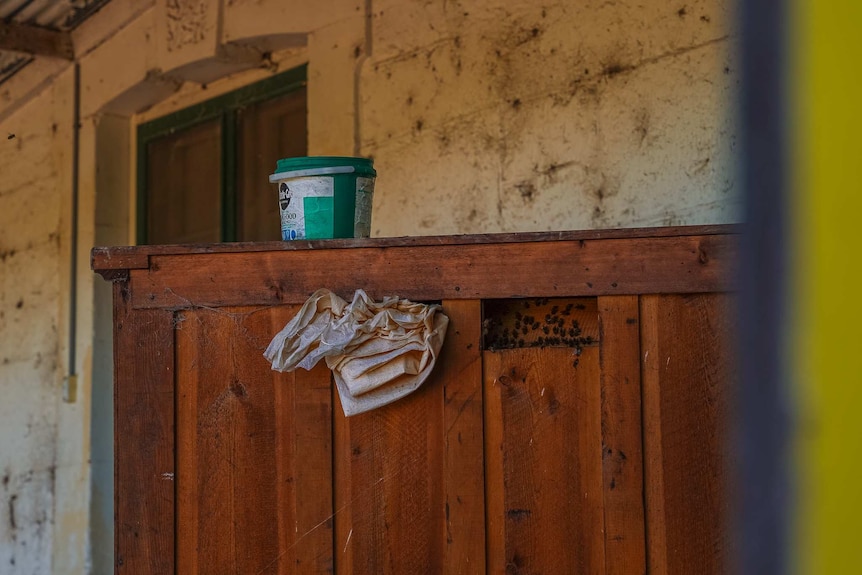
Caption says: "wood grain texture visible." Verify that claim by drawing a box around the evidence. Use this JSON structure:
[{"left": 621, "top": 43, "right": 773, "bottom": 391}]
[
  {"left": 641, "top": 294, "right": 734, "bottom": 575},
  {"left": 92, "top": 250, "right": 149, "bottom": 278},
  {"left": 275, "top": 352, "right": 334, "bottom": 574},
  {"left": 440, "top": 301, "right": 486, "bottom": 574},
  {"left": 333, "top": 390, "right": 354, "bottom": 575},
  {"left": 333, "top": 300, "right": 484, "bottom": 574},
  {"left": 237, "top": 87, "right": 307, "bottom": 242},
  {"left": 598, "top": 296, "right": 646, "bottom": 575},
  {"left": 0, "top": 20, "right": 74, "bottom": 59},
  {"left": 484, "top": 347, "right": 605, "bottom": 575},
  {"left": 103, "top": 229, "right": 737, "bottom": 575},
  {"left": 484, "top": 348, "right": 505, "bottom": 575},
  {"left": 176, "top": 306, "right": 333, "bottom": 574},
  {"left": 640, "top": 295, "right": 668, "bottom": 575},
  {"left": 339, "top": 371, "right": 445, "bottom": 573},
  {"left": 91, "top": 224, "right": 739, "bottom": 274},
  {"left": 128, "top": 233, "right": 736, "bottom": 309},
  {"left": 113, "top": 281, "right": 175, "bottom": 574}
]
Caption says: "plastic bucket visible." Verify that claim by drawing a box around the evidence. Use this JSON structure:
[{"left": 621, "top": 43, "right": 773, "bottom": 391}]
[{"left": 269, "top": 156, "right": 376, "bottom": 240}]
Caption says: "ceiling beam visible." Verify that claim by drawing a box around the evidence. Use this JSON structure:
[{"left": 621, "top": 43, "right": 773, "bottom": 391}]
[{"left": 0, "top": 20, "right": 74, "bottom": 60}]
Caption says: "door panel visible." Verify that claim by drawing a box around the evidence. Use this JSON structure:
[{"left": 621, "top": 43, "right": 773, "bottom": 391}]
[
  {"left": 484, "top": 346, "right": 604, "bottom": 575},
  {"left": 333, "top": 300, "right": 485, "bottom": 575},
  {"left": 237, "top": 88, "right": 307, "bottom": 242},
  {"left": 146, "top": 120, "right": 222, "bottom": 244},
  {"left": 641, "top": 294, "right": 735, "bottom": 575},
  {"left": 163, "top": 293, "right": 732, "bottom": 575},
  {"left": 175, "top": 306, "right": 334, "bottom": 575}
]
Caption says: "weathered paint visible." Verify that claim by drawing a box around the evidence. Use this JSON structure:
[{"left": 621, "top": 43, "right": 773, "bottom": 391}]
[
  {"left": 0, "top": 69, "right": 68, "bottom": 574},
  {"left": 0, "top": 0, "right": 739, "bottom": 572},
  {"left": 363, "top": 0, "right": 738, "bottom": 235}
]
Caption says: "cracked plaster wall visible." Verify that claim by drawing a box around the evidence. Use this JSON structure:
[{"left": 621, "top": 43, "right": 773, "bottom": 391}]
[
  {"left": 363, "top": 0, "right": 739, "bottom": 236},
  {"left": 0, "top": 69, "right": 75, "bottom": 574},
  {"left": 137, "top": 0, "right": 739, "bottom": 237}
]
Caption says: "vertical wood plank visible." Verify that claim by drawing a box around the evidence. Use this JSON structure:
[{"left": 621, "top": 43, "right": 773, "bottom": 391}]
[
  {"left": 237, "top": 87, "right": 307, "bottom": 242},
  {"left": 484, "top": 345, "right": 506, "bottom": 575},
  {"left": 441, "top": 300, "right": 486, "bottom": 574},
  {"left": 598, "top": 295, "right": 646, "bottom": 575},
  {"left": 278, "top": 362, "right": 334, "bottom": 574},
  {"left": 640, "top": 295, "right": 667, "bottom": 575},
  {"left": 484, "top": 347, "right": 605, "bottom": 575},
  {"left": 177, "top": 308, "right": 260, "bottom": 573},
  {"left": 641, "top": 294, "right": 734, "bottom": 575},
  {"left": 333, "top": 389, "right": 354, "bottom": 575},
  {"left": 113, "top": 281, "right": 175, "bottom": 574},
  {"left": 175, "top": 308, "right": 200, "bottom": 575},
  {"left": 342, "top": 364, "right": 446, "bottom": 574},
  {"left": 333, "top": 300, "right": 484, "bottom": 575},
  {"left": 176, "top": 306, "right": 333, "bottom": 575}
]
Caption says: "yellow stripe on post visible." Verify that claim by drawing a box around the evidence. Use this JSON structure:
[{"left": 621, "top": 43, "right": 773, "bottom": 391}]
[{"left": 793, "top": 1, "right": 862, "bottom": 573}]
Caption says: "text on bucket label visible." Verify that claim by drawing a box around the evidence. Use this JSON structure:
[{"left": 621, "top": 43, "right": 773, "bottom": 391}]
[{"left": 278, "top": 177, "right": 334, "bottom": 240}]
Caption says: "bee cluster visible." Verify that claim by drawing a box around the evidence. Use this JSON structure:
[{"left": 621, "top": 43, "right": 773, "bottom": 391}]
[{"left": 482, "top": 298, "right": 596, "bottom": 360}]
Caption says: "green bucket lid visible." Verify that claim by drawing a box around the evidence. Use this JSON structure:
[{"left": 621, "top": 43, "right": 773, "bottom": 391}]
[{"left": 272, "top": 156, "right": 376, "bottom": 179}]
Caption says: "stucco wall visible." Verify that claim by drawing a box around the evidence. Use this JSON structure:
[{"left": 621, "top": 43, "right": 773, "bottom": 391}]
[
  {"left": 363, "top": 0, "right": 737, "bottom": 235},
  {"left": 0, "top": 0, "right": 738, "bottom": 572},
  {"left": 132, "top": 0, "right": 739, "bottom": 237},
  {"left": 0, "top": 69, "right": 75, "bottom": 573}
]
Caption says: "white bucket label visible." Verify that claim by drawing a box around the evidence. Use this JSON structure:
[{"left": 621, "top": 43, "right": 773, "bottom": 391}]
[
  {"left": 354, "top": 177, "right": 375, "bottom": 238},
  {"left": 278, "top": 176, "right": 334, "bottom": 240}
]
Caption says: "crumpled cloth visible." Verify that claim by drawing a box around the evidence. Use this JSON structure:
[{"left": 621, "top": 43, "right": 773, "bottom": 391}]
[{"left": 264, "top": 289, "right": 449, "bottom": 416}]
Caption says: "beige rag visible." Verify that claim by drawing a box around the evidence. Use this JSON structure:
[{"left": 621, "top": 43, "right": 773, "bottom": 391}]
[{"left": 264, "top": 289, "right": 449, "bottom": 416}]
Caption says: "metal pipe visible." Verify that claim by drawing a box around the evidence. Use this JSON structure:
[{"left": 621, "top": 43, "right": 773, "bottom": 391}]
[{"left": 65, "top": 60, "right": 80, "bottom": 402}]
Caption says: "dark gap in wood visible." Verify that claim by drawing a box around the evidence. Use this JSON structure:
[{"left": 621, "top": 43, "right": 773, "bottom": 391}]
[{"left": 482, "top": 297, "right": 599, "bottom": 353}]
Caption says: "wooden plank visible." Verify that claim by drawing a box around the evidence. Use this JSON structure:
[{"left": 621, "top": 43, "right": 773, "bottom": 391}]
[
  {"left": 177, "top": 307, "right": 271, "bottom": 574},
  {"left": 91, "top": 248, "right": 149, "bottom": 278},
  {"left": 129, "top": 233, "right": 736, "bottom": 309},
  {"left": 333, "top": 300, "right": 484, "bottom": 574},
  {"left": 598, "top": 295, "right": 646, "bottom": 575},
  {"left": 146, "top": 119, "right": 222, "bottom": 244},
  {"left": 332, "top": 390, "right": 354, "bottom": 575},
  {"left": 175, "top": 309, "right": 199, "bottom": 575},
  {"left": 92, "top": 224, "right": 739, "bottom": 267},
  {"left": 281, "top": 363, "right": 334, "bottom": 574},
  {"left": 484, "top": 347, "right": 605, "bottom": 575},
  {"left": 0, "top": 20, "right": 74, "bottom": 60},
  {"left": 484, "top": 347, "right": 505, "bottom": 575},
  {"left": 641, "top": 294, "right": 734, "bottom": 575},
  {"left": 441, "top": 300, "right": 486, "bottom": 573},
  {"left": 113, "top": 281, "right": 175, "bottom": 574},
  {"left": 176, "top": 306, "right": 333, "bottom": 574},
  {"left": 236, "top": 86, "right": 307, "bottom": 242},
  {"left": 640, "top": 295, "right": 667, "bottom": 575},
  {"left": 340, "top": 370, "right": 446, "bottom": 573}
]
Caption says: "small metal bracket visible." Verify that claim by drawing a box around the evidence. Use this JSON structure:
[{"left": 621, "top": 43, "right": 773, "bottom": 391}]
[{"left": 63, "top": 373, "right": 78, "bottom": 403}]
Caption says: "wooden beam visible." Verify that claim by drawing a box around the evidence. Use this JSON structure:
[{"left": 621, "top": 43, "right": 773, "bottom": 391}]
[
  {"left": 124, "top": 232, "right": 738, "bottom": 309},
  {"left": 91, "top": 224, "right": 741, "bottom": 274},
  {"left": 0, "top": 20, "right": 74, "bottom": 60}
]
